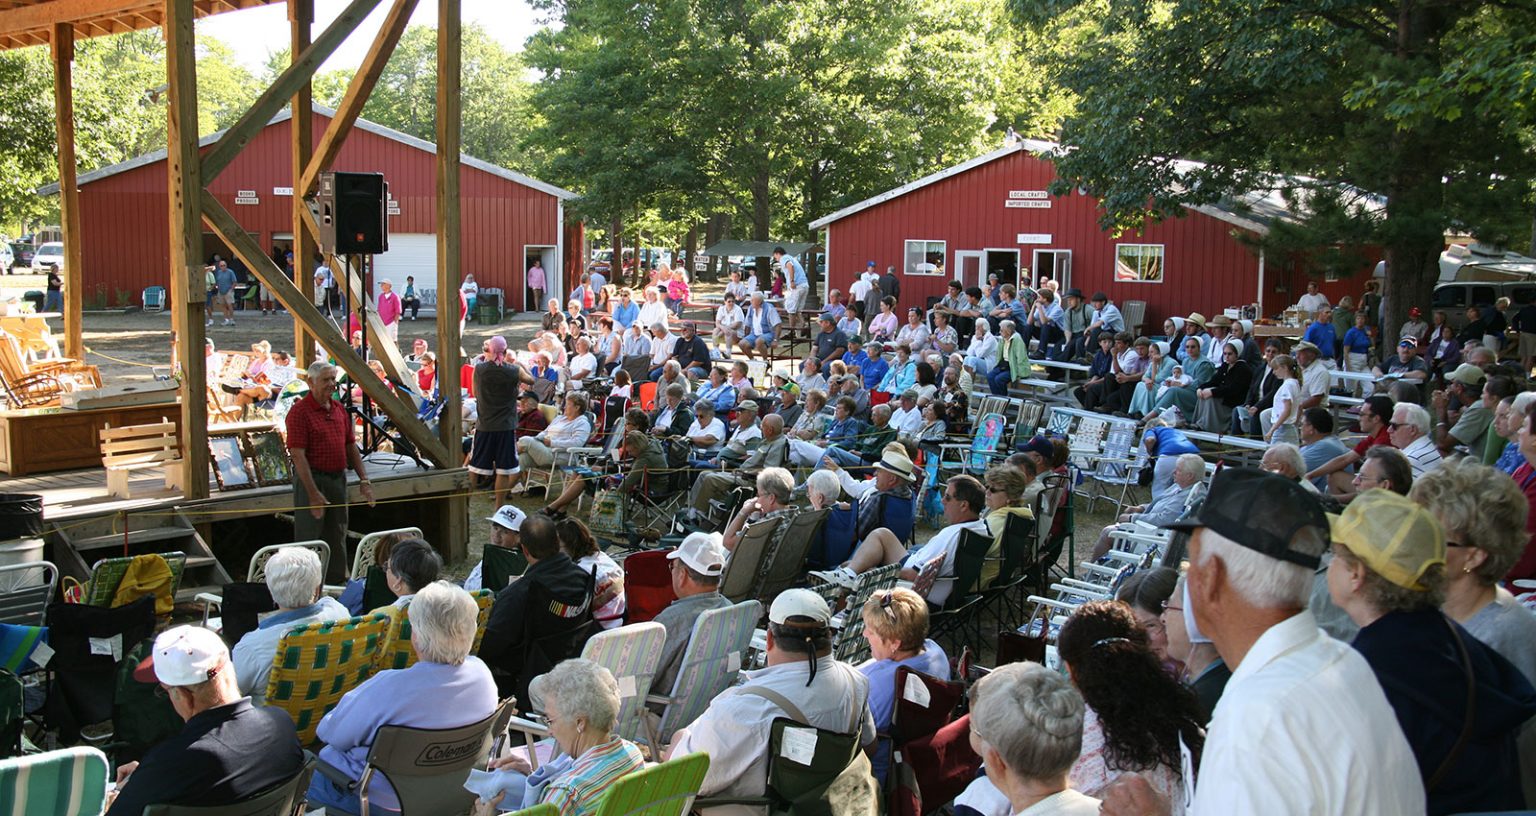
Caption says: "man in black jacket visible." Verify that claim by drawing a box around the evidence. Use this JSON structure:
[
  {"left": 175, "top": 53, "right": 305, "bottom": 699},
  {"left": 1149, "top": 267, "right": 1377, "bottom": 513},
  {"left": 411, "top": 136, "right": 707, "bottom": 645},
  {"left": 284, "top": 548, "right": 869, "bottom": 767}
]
[
  {"left": 479, "top": 514, "right": 594, "bottom": 706},
  {"left": 674, "top": 321, "right": 713, "bottom": 380}
]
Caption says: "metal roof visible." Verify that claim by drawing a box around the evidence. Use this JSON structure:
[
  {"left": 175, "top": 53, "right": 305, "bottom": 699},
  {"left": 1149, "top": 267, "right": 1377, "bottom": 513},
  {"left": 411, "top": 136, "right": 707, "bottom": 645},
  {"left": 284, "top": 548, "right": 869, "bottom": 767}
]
[
  {"left": 0, "top": 0, "right": 280, "bottom": 51},
  {"left": 39, "top": 104, "right": 578, "bottom": 201},
  {"left": 808, "top": 138, "right": 1385, "bottom": 236},
  {"left": 703, "top": 240, "right": 816, "bottom": 257}
]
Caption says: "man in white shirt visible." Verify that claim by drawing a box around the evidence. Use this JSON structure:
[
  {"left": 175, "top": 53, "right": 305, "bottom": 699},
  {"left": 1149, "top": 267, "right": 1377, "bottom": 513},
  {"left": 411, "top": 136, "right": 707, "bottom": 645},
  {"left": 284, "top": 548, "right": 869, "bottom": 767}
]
[
  {"left": 739, "top": 291, "right": 782, "bottom": 359},
  {"left": 1294, "top": 341, "right": 1331, "bottom": 410},
  {"left": 669, "top": 589, "right": 877, "bottom": 816},
  {"left": 684, "top": 401, "right": 727, "bottom": 458},
  {"left": 647, "top": 322, "right": 678, "bottom": 380},
  {"left": 712, "top": 293, "right": 746, "bottom": 351},
  {"left": 1101, "top": 468, "right": 1424, "bottom": 816},
  {"left": 1389, "top": 402, "right": 1443, "bottom": 476},
  {"left": 1294, "top": 280, "right": 1331, "bottom": 315},
  {"left": 889, "top": 390, "right": 923, "bottom": 437}
]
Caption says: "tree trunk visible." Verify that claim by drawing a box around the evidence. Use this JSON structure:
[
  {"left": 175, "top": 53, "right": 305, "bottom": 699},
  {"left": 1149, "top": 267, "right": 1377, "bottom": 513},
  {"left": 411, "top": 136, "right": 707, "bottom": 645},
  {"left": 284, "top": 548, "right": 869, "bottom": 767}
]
[
  {"left": 685, "top": 223, "right": 699, "bottom": 281},
  {"left": 752, "top": 139, "right": 771, "bottom": 289},
  {"left": 706, "top": 212, "right": 729, "bottom": 281},
  {"left": 610, "top": 216, "right": 623, "bottom": 288}
]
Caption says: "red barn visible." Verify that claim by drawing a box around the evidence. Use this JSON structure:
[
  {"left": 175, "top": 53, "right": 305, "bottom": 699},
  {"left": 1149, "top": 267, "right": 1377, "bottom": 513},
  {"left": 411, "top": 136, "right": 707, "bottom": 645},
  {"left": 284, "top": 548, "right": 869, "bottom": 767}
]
[
  {"left": 810, "top": 140, "right": 1377, "bottom": 330},
  {"left": 49, "top": 105, "right": 577, "bottom": 312}
]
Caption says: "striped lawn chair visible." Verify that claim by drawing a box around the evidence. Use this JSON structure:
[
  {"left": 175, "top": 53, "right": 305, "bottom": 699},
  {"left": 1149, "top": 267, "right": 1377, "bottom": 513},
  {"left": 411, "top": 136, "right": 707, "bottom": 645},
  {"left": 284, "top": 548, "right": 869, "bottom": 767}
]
[
  {"left": 265, "top": 613, "right": 392, "bottom": 745},
  {"left": 82, "top": 552, "right": 186, "bottom": 608},
  {"left": 645, "top": 601, "right": 761, "bottom": 752},
  {"left": 0, "top": 746, "right": 108, "bottom": 816},
  {"left": 591, "top": 751, "right": 710, "bottom": 816},
  {"left": 375, "top": 590, "right": 495, "bottom": 671}
]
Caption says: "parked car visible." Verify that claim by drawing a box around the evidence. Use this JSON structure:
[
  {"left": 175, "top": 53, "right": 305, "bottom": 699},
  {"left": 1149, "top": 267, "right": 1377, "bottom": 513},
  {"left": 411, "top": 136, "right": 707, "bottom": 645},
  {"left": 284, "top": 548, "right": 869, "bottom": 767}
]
[
  {"left": 9, "top": 242, "right": 34, "bottom": 271},
  {"left": 0, "top": 244, "right": 11, "bottom": 272},
  {"left": 1432, "top": 280, "right": 1536, "bottom": 330},
  {"left": 31, "top": 242, "right": 63, "bottom": 272}
]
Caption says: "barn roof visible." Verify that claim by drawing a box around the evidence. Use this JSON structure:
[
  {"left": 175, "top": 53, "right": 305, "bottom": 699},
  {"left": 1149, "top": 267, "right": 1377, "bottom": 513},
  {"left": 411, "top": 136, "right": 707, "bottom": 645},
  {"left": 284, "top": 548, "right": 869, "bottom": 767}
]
[
  {"left": 808, "top": 139, "right": 1384, "bottom": 236},
  {"left": 0, "top": 0, "right": 280, "bottom": 51},
  {"left": 38, "top": 103, "right": 578, "bottom": 201}
]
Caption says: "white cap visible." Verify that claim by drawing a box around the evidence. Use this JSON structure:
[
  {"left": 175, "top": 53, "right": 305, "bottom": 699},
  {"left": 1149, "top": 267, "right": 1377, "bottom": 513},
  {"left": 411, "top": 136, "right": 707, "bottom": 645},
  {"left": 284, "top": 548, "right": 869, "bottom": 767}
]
[
  {"left": 487, "top": 505, "right": 527, "bottom": 531},
  {"left": 769, "top": 588, "right": 832, "bottom": 627},
  {"left": 667, "top": 532, "right": 727, "bottom": 576},
  {"left": 134, "top": 625, "right": 228, "bottom": 687}
]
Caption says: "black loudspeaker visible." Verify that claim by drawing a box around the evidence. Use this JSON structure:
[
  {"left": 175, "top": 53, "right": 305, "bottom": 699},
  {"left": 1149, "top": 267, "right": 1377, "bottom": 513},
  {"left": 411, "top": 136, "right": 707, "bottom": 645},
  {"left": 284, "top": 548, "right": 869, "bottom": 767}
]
[{"left": 316, "top": 171, "right": 388, "bottom": 255}]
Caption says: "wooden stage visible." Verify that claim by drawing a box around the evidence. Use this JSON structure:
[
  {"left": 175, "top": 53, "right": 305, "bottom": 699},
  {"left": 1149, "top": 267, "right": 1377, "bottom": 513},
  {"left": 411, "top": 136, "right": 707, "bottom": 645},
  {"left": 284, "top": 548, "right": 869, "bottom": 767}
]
[{"left": 1, "top": 454, "right": 472, "bottom": 594}]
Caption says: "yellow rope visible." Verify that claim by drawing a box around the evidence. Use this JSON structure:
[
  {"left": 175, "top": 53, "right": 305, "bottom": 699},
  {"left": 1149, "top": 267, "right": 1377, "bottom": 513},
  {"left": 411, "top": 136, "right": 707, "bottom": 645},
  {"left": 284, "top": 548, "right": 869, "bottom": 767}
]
[{"left": 84, "top": 346, "right": 165, "bottom": 369}]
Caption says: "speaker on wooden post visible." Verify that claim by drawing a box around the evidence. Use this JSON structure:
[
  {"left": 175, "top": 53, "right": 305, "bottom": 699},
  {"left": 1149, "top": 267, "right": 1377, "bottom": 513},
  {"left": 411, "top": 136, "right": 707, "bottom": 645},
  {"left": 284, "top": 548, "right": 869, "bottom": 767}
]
[{"left": 315, "top": 171, "right": 388, "bottom": 255}]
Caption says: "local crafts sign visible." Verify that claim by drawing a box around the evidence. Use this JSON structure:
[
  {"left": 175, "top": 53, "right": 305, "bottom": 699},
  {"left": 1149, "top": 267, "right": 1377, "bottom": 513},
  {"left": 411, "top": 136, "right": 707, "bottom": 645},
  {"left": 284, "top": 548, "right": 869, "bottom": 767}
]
[{"left": 1006, "top": 190, "right": 1051, "bottom": 209}]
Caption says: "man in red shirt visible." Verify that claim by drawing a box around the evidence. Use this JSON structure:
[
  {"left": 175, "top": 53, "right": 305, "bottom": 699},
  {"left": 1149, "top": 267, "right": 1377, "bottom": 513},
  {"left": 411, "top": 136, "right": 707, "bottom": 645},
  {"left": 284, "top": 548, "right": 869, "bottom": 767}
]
[
  {"left": 1304, "top": 394, "right": 1394, "bottom": 503},
  {"left": 287, "top": 362, "right": 374, "bottom": 582}
]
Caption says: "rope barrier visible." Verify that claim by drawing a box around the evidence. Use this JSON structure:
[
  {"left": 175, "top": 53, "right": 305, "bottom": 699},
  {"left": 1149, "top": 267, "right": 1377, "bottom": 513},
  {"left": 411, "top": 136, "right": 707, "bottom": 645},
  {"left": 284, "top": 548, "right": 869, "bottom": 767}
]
[{"left": 84, "top": 346, "right": 166, "bottom": 369}]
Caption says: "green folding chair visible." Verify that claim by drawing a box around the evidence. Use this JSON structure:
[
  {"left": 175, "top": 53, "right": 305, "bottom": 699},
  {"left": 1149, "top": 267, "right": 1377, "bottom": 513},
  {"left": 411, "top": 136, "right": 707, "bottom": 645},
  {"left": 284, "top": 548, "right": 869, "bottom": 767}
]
[
  {"left": 591, "top": 751, "right": 710, "bottom": 816},
  {"left": 0, "top": 746, "right": 109, "bottom": 816},
  {"left": 264, "top": 614, "right": 392, "bottom": 746},
  {"left": 482, "top": 546, "right": 529, "bottom": 592}
]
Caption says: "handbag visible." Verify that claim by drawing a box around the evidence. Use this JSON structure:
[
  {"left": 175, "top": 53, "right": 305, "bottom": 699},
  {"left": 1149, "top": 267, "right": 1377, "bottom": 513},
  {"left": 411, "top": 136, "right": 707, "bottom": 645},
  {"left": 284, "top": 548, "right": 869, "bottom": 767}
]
[
  {"left": 997, "top": 605, "right": 1049, "bottom": 665},
  {"left": 587, "top": 487, "right": 626, "bottom": 539}
]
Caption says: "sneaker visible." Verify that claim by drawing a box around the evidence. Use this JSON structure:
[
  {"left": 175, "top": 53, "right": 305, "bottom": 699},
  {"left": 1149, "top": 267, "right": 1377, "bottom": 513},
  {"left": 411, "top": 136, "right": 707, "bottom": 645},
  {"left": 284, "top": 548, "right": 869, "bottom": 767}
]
[
  {"left": 223, "top": 319, "right": 234, "bottom": 326},
  {"left": 808, "top": 565, "right": 859, "bottom": 591},
  {"left": 205, "top": 319, "right": 213, "bottom": 327}
]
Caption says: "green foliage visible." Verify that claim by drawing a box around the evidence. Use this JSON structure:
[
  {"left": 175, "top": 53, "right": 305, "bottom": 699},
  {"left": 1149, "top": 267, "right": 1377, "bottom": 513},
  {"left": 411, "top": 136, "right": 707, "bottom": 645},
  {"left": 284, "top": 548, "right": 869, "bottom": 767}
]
[{"left": 1015, "top": 0, "right": 1536, "bottom": 338}]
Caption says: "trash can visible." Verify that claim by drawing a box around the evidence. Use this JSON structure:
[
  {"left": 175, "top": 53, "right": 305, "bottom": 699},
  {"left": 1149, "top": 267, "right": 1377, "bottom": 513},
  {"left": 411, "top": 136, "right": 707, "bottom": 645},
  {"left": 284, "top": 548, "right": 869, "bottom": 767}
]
[
  {"left": 21, "top": 291, "right": 43, "bottom": 313},
  {"left": 0, "top": 494, "right": 44, "bottom": 591}
]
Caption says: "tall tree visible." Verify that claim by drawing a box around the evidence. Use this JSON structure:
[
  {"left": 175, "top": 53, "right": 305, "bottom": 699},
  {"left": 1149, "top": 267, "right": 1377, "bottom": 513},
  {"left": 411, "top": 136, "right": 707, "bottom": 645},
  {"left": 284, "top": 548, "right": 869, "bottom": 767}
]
[{"left": 1014, "top": 0, "right": 1536, "bottom": 343}]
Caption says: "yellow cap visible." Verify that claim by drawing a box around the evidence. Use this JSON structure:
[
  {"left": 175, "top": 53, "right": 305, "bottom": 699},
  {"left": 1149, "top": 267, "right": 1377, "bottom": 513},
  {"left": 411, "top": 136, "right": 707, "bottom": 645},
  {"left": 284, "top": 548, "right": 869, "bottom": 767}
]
[{"left": 1328, "top": 489, "right": 1446, "bottom": 591}]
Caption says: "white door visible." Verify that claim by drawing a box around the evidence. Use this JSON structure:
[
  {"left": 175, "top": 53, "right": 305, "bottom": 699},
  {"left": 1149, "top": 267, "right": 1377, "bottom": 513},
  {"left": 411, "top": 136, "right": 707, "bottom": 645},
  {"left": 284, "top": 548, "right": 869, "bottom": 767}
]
[
  {"left": 955, "top": 251, "right": 985, "bottom": 290},
  {"left": 370, "top": 233, "right": 437, "bottom": 302}
]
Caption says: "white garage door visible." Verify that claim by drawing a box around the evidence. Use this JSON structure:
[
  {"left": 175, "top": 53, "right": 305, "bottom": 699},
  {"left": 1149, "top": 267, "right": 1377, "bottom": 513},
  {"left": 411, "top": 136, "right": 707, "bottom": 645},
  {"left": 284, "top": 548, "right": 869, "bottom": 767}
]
[{"left": 370, "top": 233, "right": 437, "bottom": 304}]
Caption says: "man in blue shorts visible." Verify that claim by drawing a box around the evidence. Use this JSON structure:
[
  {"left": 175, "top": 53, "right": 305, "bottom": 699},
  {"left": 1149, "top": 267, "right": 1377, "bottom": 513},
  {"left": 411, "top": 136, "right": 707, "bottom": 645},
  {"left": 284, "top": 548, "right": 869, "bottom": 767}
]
[{"left": 468, "top": 336, "right": 531, "bottom": 508}]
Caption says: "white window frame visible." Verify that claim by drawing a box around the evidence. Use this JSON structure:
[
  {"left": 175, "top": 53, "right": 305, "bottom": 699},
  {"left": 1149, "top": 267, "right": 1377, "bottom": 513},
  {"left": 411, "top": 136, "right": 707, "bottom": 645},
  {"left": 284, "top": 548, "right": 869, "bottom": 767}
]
[
  {"left": 1114, "top": 243, "right": 1165, "bottom": 284},
  {"left": 904, "top": 239, "right": 946, "bottom": 276}
]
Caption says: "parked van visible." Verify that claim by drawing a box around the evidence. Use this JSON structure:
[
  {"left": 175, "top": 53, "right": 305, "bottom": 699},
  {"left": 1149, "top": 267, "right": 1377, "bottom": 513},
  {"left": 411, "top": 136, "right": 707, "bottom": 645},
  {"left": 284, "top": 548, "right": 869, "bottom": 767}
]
[{"left": 1432, "top": 280, "right": 1536, "bottom": 330}]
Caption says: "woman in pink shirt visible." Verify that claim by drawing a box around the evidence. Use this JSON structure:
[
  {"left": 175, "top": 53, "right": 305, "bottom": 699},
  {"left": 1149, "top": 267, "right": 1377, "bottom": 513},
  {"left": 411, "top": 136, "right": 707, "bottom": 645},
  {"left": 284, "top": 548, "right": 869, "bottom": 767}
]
[{"left": 377, "top": 279, "right": 403, "bottom": 343}]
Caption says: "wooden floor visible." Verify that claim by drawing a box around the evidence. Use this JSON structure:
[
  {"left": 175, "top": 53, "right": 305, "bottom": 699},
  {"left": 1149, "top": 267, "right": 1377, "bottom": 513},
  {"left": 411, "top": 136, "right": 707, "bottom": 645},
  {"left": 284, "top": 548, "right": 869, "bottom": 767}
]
[{"left": 1, "top": 453, "right": 466, "bottom": 523}]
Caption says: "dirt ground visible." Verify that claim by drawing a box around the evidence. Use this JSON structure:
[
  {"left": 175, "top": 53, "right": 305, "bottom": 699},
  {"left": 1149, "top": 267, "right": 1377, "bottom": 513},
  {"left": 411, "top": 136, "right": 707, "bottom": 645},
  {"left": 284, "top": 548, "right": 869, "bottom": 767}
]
[{"left": 51, "top": 286, "right": 1121, "bottom": 583}]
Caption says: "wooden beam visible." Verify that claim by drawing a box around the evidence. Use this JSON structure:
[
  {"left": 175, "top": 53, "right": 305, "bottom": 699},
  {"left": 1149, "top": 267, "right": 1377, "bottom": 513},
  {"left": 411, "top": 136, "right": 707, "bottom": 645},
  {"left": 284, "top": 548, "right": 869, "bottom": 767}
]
[
  {"left": 202, "top": 195, "right": 455, "bottom": 467},
  {"left": 298, "top": 0, "right": 418, "bottom": 195},
  {"left": 165, "top": 0, "right": 208, "bottom": 500},
  {"left": 331, "top": 253, "right": 416, "bottom": 397},
  {"left": 290, "top": 0, "right": 318, "bottom": 364},
  {"left": 199, "top": 0, "right": 383, "bottom": 182},
  {"left": 0, "top": 0, "right": 149, "bottom": 39},
  {"left": 51, "top": 24, "right": 83, "bottom": 360},
  {"left": 437, "top": 0, "right": 465, "bottom": 562}
]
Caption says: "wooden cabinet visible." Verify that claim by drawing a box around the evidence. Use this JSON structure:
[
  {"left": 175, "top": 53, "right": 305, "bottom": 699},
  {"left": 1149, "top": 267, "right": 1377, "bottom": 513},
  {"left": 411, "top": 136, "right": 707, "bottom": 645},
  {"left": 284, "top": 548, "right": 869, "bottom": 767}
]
[{"left": 0, "top": 402, "right": 182, "bottom": 475}]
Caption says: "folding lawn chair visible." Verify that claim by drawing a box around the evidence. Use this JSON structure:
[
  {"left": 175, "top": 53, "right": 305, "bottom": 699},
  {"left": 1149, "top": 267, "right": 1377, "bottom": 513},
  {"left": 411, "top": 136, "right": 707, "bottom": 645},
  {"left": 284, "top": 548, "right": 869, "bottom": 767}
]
[{"left": 644, "top": 601, "right": 761, "bottom": 753}]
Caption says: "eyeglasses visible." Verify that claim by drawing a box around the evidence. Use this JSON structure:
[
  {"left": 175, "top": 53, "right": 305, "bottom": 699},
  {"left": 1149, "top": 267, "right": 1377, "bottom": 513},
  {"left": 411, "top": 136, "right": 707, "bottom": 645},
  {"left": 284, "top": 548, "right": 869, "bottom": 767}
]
[
  {"left": 941, "top": 493, "right": 959, "bottom": 502},
  {"left": 1387, "top": 421, "right": 1406, "bottom": 430},
  {"left": 1160, "top": 601, "right": 1183, "bottom": 613},
  {"left": 879, "top": 591, "right": 897, "bottom": 620},
  {"left": 154, "top": 684, "right": 170, "bottom": 700},
  {"left": 1445, "top": 541, "right": 1471, "bottom": 548},
  {"left": 985, "top": 486, "right": 1006, "bottom": 493}
]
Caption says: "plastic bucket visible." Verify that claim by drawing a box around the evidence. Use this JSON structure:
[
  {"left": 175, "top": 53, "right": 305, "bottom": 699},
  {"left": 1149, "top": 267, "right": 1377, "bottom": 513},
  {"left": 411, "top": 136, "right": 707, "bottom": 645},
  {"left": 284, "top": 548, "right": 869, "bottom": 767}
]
[{"left": 0, "top": 494, "right": 43, "bottom": 539}]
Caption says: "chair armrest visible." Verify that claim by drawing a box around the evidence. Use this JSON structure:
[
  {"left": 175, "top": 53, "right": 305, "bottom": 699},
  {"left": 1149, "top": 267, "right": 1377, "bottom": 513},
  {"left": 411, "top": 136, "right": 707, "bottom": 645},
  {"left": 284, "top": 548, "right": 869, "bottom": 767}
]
[
  {"left": 314, "top": 756, "right": 357, "bottom": 792},
  {"left": 1026, "top": 596, "right": 1084, "bottom": 613},
  {"left": 196, "top": 592, "right": 223, "bottom": 627},
  {"left": 506, "top": 714, "right": 552, "bottom": 740}
]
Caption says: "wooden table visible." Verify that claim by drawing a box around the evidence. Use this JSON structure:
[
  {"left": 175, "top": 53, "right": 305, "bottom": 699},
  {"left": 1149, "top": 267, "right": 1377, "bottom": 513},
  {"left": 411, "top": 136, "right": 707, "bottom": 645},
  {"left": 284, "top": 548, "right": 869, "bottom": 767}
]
[{"left": 0, "top": 400, "right": 182, "bottom": 475}]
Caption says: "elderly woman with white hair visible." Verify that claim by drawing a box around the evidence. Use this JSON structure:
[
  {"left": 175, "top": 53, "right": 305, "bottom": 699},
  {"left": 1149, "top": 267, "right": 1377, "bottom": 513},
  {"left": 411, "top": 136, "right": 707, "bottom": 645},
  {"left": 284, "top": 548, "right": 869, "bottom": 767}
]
[
  {"left": 963, "top": 661, "right": 1099, "bottom": 816},
  {"left": 309, "top": 581, "right": 498, "bottom": 814},
  {"left": 964, "top": 320, "right": 999, "bottom": 377},
  {"left": 475, "top": 659, "right": 644, "bottom": 816},
  {"left": 1091, "top": 453, "right": 1205, "bottom": 560},
  {"left": 231, "top": 546, "right": 350, "bottom": 704}
]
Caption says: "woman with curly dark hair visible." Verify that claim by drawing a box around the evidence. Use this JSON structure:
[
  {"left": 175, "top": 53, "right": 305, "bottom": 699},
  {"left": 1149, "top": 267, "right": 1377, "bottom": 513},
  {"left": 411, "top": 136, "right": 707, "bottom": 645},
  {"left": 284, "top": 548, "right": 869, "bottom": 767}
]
[{"left": 1057, "top": 600, "right": 1205, "bottom": 812}]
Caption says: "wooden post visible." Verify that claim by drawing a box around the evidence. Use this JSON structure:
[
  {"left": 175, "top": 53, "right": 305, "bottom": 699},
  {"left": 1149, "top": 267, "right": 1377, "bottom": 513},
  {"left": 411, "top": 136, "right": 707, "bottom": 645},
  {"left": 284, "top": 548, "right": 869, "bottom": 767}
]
[
  {"left": 436, "top": 0, "right": 467, "bottom": 563},
  {"left": 291, "top": 0, "right": 319, "bottom": 363},
  {"left": 165, "top": 0, "right": 208, "bottom": 500},
  {"left": 50, "top": 24, "right": 83, "bottom": 360}
]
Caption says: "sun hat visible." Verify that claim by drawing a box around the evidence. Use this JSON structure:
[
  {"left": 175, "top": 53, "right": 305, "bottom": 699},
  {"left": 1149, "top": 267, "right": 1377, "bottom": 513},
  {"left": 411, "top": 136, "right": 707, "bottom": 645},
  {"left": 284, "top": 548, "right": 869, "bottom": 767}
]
[{"left": 873, "top": 449, "right": 917, "bottom": 482}]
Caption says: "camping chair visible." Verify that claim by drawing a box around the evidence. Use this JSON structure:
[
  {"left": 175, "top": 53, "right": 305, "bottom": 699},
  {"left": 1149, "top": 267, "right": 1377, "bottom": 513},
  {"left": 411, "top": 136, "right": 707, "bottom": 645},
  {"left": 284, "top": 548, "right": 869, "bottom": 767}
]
[
  {"left": 937, "top": 412, "right": 1008, "bottom": 479},
  {"left": 623, "top": 465, "right": 693, "bottom": 545},
  {"left": 376, "top": 589, "right": 495, "bottom": 671},
  {"left": 1012, "top": 400, "right": 1046, "bottom": 444},
  {"left": 590, "top": 751, "right": 710, "bottom": 816},
  {"left": 888, "top": 712, "right": 980, "bottom": 816},
  {"left": 926, "top": 529, "right": 996, "bottom": 651},
  {"left": 42, "top": 595, "right": 157, "bottom": 746},
  {"left": 0, "top": 746, "right": 109, "bottom": 816},
  {"left": 0, "top": 669, "right": 21, "bottom": 758},
  {"left": 976, "top": 512, "right": 1037, "bottom": 625},
  {"left": 829, "top": 563, "right": 902, "bottom": 664},
  {"left": 81, "top": 552, "right": 187, "bottom": 610},
  {"left": 644, "top": 600, "right": 761, "bottom": 753},
  {"left": 1077, "top": 419, "right": 1147, "bottom": 515},
  {"left": 142, "top": 755, "right": 316, "bottom": 815},
  {"left": 755, "top": 507, "right": 829, "bottom": 601},
  {"left": 314, "top": 697, "right": 514, "bottom": 816},
  {"left": 620, "top": 549, "right": 677, "bottom": 624},
  {"left": 637, "top": 381, "right": 658, "bottom": 411},
  {"left": 108, "top": 636, "right": 183, "bottom": 765},
  {"left": 506, "top": 621, "right": 666, "bottom": 754},
  {"left": 0, "top": 561, "right": 57, "bottom": 627},
  {"left": 718, "top": 516, "right": 783, "bottom": 603},
  {"left": 263, "top": 613, "right": 392, "bottom": 746},
  {"left": 141, "top": 286, "right": 166, "bottom": 313},
  {"left": 481, "top": 545, "right": 529, "bottom": 592}
]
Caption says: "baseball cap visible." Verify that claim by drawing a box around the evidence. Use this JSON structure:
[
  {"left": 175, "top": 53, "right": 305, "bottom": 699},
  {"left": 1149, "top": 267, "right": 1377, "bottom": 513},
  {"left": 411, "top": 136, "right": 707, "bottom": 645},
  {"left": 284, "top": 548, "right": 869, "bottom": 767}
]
[
  {"left": 134, "top": 625, "right": 228, "bottom": 686},
  {"left": 1409, "top": 307, "right": 1423, "bottom": 317},
  {"left": 487, "top": 504, "right": 527, "bottom": 531},
  {"left": 848, "top": 335, "right": 864, "bottom": 345},
  {"left": 736, "top": 399, "right": 760, "bottom": 412},
  {"left": 1398, "top": 337, "right": 1419, "bottom": 349},
  {"left": 1329, "top": 489, "right": 1445, "bottom": 591},
  {"left": 778, "top": 381, "right": 801, "bottom": 396},
  {"left": 819, "top": 313, "right": 836, "bottom": 323},
  {"left": 1018, "top": 435, "right": 1054, "bottom": 459},
  {"left": 1164, "top": 467, "right": 1329, "bottom": 569},
  {"left": 667, "top": 532, "right": 727, "bottom": 576},
  {"left": 769, "top": 588, "right": 832, "bottom": 627},
  {"left": 1446, "top": 363, "right": 1486, "bottom": 386}
]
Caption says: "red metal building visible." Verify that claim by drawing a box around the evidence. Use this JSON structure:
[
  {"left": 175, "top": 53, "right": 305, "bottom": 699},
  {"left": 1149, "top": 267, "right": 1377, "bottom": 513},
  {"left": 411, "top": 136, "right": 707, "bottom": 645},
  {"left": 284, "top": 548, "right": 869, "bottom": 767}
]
[
  {"left": 811, "top": 140, "right": 1377, "bottom": 330},
  {"left": 48, "top": 105, "right": 577, "bottom": 311}
]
